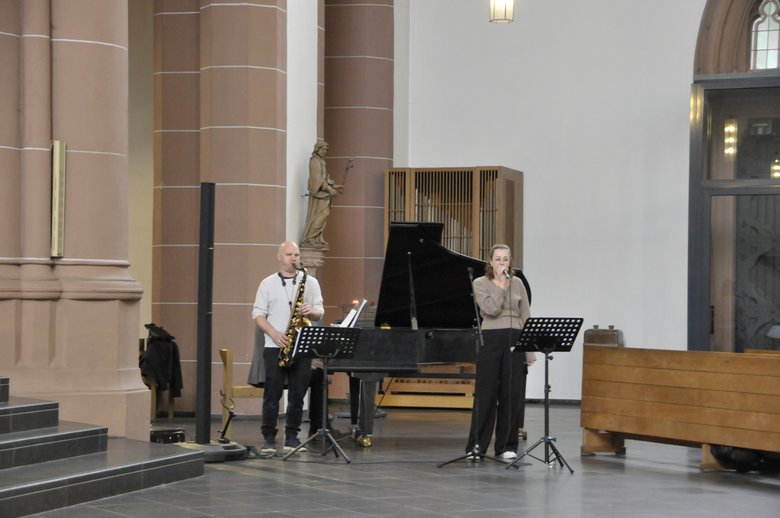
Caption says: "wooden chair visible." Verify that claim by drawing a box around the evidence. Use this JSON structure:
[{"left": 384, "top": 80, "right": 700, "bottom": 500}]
[{"left": 219, "top": 348, "right": 263, "bottom": 440}]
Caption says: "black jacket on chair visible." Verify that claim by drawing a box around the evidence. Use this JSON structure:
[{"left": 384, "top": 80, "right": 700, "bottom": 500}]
[{"left": 139, "top": 323, "right": 183, "bottom": 397}]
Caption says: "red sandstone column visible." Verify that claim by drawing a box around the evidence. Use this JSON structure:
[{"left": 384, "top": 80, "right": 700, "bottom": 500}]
[
  {"left": 153, "top": 0, "right": 203, "bottom": 412},
  {"left": 319, "top": 1, "right": 393, "bottom": 399},
  {"left": 155, "top": 0, "right": 288, "bottom": 414},
  {"left": 49, "top": 0, "right": 146, "bottom": 439},
  {"left": 17, "top": 0, "right": 62, "bottom": 366},
  {"left": 0, "top": 2, "right": 24, "bottom": 329},
  {"left": 202, "top": 0, "right": 288, "bottom": 415},
  {"left": 321, "top": 0, "right": 394, "bottom": 309},
  {"left": 0, "top": 0, "right": 147, "bottom": 439}
]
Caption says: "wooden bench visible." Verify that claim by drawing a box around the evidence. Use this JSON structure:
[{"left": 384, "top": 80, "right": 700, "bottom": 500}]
[
  {"left": 219, "top": 348, "right": 263, "bottom": 440},
  {"left": 580, "top": 345, "right": 780, "bottom": 470}
]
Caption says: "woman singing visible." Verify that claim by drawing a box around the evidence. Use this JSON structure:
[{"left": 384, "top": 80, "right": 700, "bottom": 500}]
[{"left": 465, "top": 243, "right": 535, "bottom": 460}]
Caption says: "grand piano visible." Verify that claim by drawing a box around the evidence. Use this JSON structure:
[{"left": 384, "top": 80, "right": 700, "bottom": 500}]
[{"left": 330, "top": 221, "right": 531, "bottom": 445}]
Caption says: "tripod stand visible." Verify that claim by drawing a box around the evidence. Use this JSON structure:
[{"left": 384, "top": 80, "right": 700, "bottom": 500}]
[
  {"left": 506, "top": 317, "right": 583, "bottom": 473},
  {"left": 282, "top": 326, "right": 361, "bottom": 463}
]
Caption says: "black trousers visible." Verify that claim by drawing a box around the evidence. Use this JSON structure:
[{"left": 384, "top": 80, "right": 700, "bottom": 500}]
[
  {"left": 465, "top": 328, "right": 528, "bottom": 456},
  {"left": 308, "top": 366, "right": 325, "bottom": 435},
  {"left": 261, "top": 347, "right": 312, "bottom": 441},
  {"left": 309, "top": 370, "right": 361, "bottom": 435},
  {"left": 349, "top": 374, "right": 361, "bottom": 426}
]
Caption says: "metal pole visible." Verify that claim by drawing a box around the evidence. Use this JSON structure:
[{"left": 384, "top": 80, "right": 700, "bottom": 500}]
[{"left": 195, "top": 182, "right": 215, "bottom": 444}]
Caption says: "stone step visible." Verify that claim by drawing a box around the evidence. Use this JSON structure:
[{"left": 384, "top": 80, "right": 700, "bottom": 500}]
[
  {"left": 0, "top": 421, "right": 107, "bottom": 469},
  {"left": 0, "top": 437, "right": 204, "bottom": 517},
  {"left": 0, "top": 397, "right": 59, "bottom": 434}
]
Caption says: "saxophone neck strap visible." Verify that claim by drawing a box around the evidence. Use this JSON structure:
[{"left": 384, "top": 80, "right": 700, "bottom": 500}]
[{"left": 277, "top": 271, "right": 298, "bottom": 286}]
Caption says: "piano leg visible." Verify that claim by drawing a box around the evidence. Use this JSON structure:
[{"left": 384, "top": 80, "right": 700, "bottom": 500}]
[{"left": 352, "top": 373, "right": 383, "bottom": 447}]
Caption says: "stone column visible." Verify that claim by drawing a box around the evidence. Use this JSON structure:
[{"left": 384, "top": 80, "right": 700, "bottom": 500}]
[
  {"left": 0, "top": 0, "right": 148, "bottom": 439},
  {"left": 0, "top": 1, "right": 25, "bottom": 344},
  {"left": 321, "top": 1, "right": 394, "bottom": 310},
  {"left": 319, "top": 1, "right": 394, "bottom": 399},
  {"left": 153, "top": 0, "right": 203, "bottom": 412},
  {"left": 300, "top": 247, "right": 325, "bottom": 278},
  {"left": 17, "top": 0, "right": 61, "bottom": 368},
  {"left": 154, "top": 0, "right": 288, "bottom": 415}
]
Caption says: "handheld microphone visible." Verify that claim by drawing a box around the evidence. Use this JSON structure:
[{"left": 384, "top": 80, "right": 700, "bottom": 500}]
[{"left": 503, "top": 269, "right": 511, "bottom": 279}]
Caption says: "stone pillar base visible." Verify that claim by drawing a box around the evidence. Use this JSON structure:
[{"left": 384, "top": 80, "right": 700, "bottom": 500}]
[
  {"left": 6, "top": 369, "right": 150, "bottom": 440},
  {"left": 299, "top": 247, "right": 325, "bottom": 278},
  {"left": 0, "top": 289, "right": 148, "bottom": 441}
]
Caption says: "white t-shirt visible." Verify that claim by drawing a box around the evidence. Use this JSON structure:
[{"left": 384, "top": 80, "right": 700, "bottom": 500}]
[{"left": 251, "top": 270, "right": 324, "bottom": 349}]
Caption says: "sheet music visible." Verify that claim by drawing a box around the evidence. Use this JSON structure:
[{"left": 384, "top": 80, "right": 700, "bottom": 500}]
[
  {"left": 351, "top": 299, "right": 368, "bottom": 327},
  {"left": 339, "top": 299, "right": 368, "bottom": 328},
  {"left": 339, "top": 309, "right": 357, "bottom": 328},
  {"left": 292, "top": 327, "right": 308, "bottom": 358}
]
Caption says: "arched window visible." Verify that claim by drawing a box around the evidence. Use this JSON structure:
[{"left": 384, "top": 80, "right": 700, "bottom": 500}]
[
  {"left": 691, "top": 1, "right": 780, "bottom": 353},
  {"left": 751, "top": 0, "right": 780, "bottom": 69}
]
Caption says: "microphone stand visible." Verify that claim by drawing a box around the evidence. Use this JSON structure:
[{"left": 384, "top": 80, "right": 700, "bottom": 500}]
[
  {"left": 407, "top": 251, "right": 418, "bottom": 331},
  {"left": 438, "top": 267, "right": 504, "bottom": 467}
]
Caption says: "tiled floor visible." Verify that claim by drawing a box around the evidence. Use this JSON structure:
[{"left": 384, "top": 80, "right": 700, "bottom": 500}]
[{"left": 29, "top": 403, "right": 780, "bottom": 517}]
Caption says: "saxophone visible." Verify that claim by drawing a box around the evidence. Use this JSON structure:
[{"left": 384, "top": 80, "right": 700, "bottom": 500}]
[{"left": 279, "top": 268, "right": 311, "bottom": 367}]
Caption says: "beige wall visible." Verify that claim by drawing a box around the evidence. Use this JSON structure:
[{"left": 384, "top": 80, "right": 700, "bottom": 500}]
[{"left": 129, "top": 0, "right": 154, "bottom": 337}]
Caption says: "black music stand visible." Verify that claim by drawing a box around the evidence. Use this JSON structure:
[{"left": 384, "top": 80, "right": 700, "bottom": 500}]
[
  {"left": 282, "top": 326, "right": 361, "bottom": 463},
  {"left": 506, "top": 317, "right": 583, "bottom": 473}
]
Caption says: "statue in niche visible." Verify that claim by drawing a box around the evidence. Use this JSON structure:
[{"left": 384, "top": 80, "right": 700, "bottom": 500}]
[{"left": 300, "top": 141, "right": 346, "bottom": 249}]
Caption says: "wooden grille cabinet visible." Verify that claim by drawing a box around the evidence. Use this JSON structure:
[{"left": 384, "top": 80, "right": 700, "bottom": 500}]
[{"left": 385, "top": 166, "right": 523, "bottom": 263}]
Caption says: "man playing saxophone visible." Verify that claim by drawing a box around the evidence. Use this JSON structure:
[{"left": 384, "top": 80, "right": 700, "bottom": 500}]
[{"left": 249, "top": 240, "right": 324, "bottom": 455}]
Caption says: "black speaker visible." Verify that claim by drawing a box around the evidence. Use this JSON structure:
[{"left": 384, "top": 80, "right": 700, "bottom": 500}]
[{"left": 195, "top": 182, "right": 215, "bottom": 445}]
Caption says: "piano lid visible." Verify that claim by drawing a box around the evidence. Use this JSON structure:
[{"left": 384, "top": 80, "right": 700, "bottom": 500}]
[{"left": 374, "top": 222, "right": 531, "bottom": 329}]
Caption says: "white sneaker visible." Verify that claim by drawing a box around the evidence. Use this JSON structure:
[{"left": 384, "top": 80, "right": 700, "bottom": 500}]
[
  {"left": 283, "top": 437, "right": 307, "bottom": 453},
  {"left": 501, "top": 451, "right": 518, "bottom": 460},
  {"left": 260, "top": 439, "right": 276, "bottom": 455}
]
